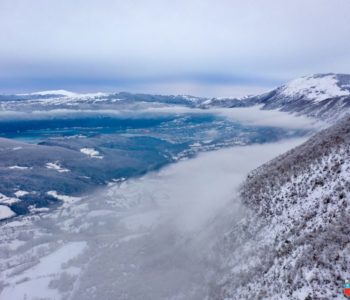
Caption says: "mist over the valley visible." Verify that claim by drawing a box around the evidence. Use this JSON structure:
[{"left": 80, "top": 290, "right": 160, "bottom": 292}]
[{"left": 0, "top": 137, "right": 305, "bottom": 299}]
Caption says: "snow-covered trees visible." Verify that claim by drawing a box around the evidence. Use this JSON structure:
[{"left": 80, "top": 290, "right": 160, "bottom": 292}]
[{"left": 212, "top": 116, "right": 350, "bottom": 299}]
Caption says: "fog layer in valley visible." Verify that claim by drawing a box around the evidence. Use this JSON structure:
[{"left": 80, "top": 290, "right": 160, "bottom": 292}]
[
  {"left": 0, "top": 137, "right": 306, "bottom": 299},
  {"left": 0, "top": 102, "right": 320, "bottom": 130}
]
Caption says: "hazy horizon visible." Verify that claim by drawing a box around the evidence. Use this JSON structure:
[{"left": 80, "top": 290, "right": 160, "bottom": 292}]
[{"left": 1, "top": 0, "right": 350, "bottom": 97}]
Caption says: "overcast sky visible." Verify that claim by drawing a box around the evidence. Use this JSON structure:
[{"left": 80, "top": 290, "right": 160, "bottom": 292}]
[{"left": 1, "top": 0, "right": 350, "bottom": 96}]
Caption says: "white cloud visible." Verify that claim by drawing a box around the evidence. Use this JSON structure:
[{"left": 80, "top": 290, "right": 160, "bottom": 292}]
[
  {"left": 145, "top": 105, "right": 322, "bottom": 129},
  {"left": 213, "top": 106, "right": 324, "bottom": 129},
  {"left": 140, "top": 137, "right": 307, "bottom": 233},
  {"left": 0, "top": 104, "right": 321, "bottom": 131}
]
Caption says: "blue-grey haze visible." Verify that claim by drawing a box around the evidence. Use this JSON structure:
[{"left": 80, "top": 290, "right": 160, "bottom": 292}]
[{"left": 1, "top": 0, "right": 350, "bottom": 96}]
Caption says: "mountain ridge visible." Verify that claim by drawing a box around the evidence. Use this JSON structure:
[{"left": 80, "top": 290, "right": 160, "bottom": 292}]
[
  {"left": 1, "top": 73, "right": 350, "bottom": 122},
  {"left": 211, "top": 115, "right": 350, "bottom": 299},
  {"left": 202, "top": 73, "right": 350, "bottom": 122}
]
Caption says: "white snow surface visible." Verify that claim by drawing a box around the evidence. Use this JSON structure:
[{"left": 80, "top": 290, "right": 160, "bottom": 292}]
[
  {"left": 1, "top": 241, "right": 87, "bottom": 300},
  {"left": 80, "top": 148, "right": 103, "bottom": 159},
  {"left": 0, "top": 192, "right": 19, "bottom": 205},
  {"left": 14, "top": 190, "right": 29, "bottom": 198},
  {"left": 281, "top": 74, "right": 350, "bottom": 102},
  {"left": 0, "top": 205, "right": 16, "bottom": 220},
  {"left": 8, "top": 165, "right": 30, "bottom": 170},
  {"left": 46, "top": 161, "right": 70, "bottom": 173},
  {"left": 0, "top": 138, "right": 305, "bottom": 300},
  {"left": 212, "top": 120, "right": 350, "bottom": 299}
]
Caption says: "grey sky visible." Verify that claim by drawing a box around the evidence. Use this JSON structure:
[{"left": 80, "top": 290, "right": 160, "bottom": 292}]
[{"left": 1, "top": 0, "right": 350, "bottom": 96}]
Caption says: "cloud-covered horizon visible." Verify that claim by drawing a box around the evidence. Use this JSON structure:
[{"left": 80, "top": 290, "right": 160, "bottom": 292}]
[{"left": 1, "top": 0, "right": 350, "bottom": 96}]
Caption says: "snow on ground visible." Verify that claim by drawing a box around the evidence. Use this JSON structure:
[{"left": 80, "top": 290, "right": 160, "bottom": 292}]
[
  {"left": 0, "top": 205, "right": 16, "bottom": 220},
  {"left": 0, "top": 138, "right": 306, "bottom": 300},
  {"left": 14, "top": 190, "right": 29, "bottom": 198},
  {"left": 1, "top": 241, "right": 87, "bottom": 300},
  {"left": 80, "top": 148, "right": 103, "bottom": 159},
  {"left": 8, "top": 165, "right": 30, "bottom": 170},
  {"left": 281, "top": 74, "right": 350, "bottom": 102},
  {"left": 213, "top": 120, "right": 350, "bottom": 299},
  {"left": 45, "top": 161, "right": 70, "bottom": 173},
  {"left": 0, "top": 192, "right": 19, "bottom": 205}
]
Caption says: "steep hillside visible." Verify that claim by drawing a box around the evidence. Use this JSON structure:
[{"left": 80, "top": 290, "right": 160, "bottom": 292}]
[{"left": 211, "top": 115, "right": 350, "bottom": 299}]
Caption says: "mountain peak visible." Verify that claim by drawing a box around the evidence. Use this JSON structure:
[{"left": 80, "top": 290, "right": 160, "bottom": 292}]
[{"left": 280, "top": 73, "right": 350, "bottom": 102}]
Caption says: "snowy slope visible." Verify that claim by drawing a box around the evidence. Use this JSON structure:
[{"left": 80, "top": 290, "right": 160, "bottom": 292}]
[
  {"left": 0, "top": 205, "right": 16, "bottom": 220},
  {"left": 201, "top": 73, "right": 350, "bottom": 122},
  {"left": 280, "top": 74, "right": 350, "bottom": 102},
  {"left": 211, "top": 115, "right": 350, "bottom": 299}
]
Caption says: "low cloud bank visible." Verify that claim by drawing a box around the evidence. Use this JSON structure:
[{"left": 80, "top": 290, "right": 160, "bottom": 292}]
[
  {"left": 146, "top": 105, "right": 323, "bottom": 129},
  {"left": 88, "top": 137, "right": 310, "bottom": 298},
  {"left": 0, "top": 104, "right": 322, "bottom": 131},
  {"left": 127, "top": 137, "right": 308, "bottom": 234},
  {"left": 213, "top": 106, "right": 323, "bottom": 129}
]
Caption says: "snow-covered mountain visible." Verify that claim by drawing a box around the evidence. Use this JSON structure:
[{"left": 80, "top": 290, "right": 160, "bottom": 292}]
[
  {"left": 211, "top": 115, "right": 350, "bottom": 299},
  {"left": 279, "top": 74, "right": 350, "bottom": 102},
  {"left": 202, "top": 74, "right": 350, "bottom": 122},
  {"left": 255, "top": 73, "right": 350, "bottom": 120}
]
